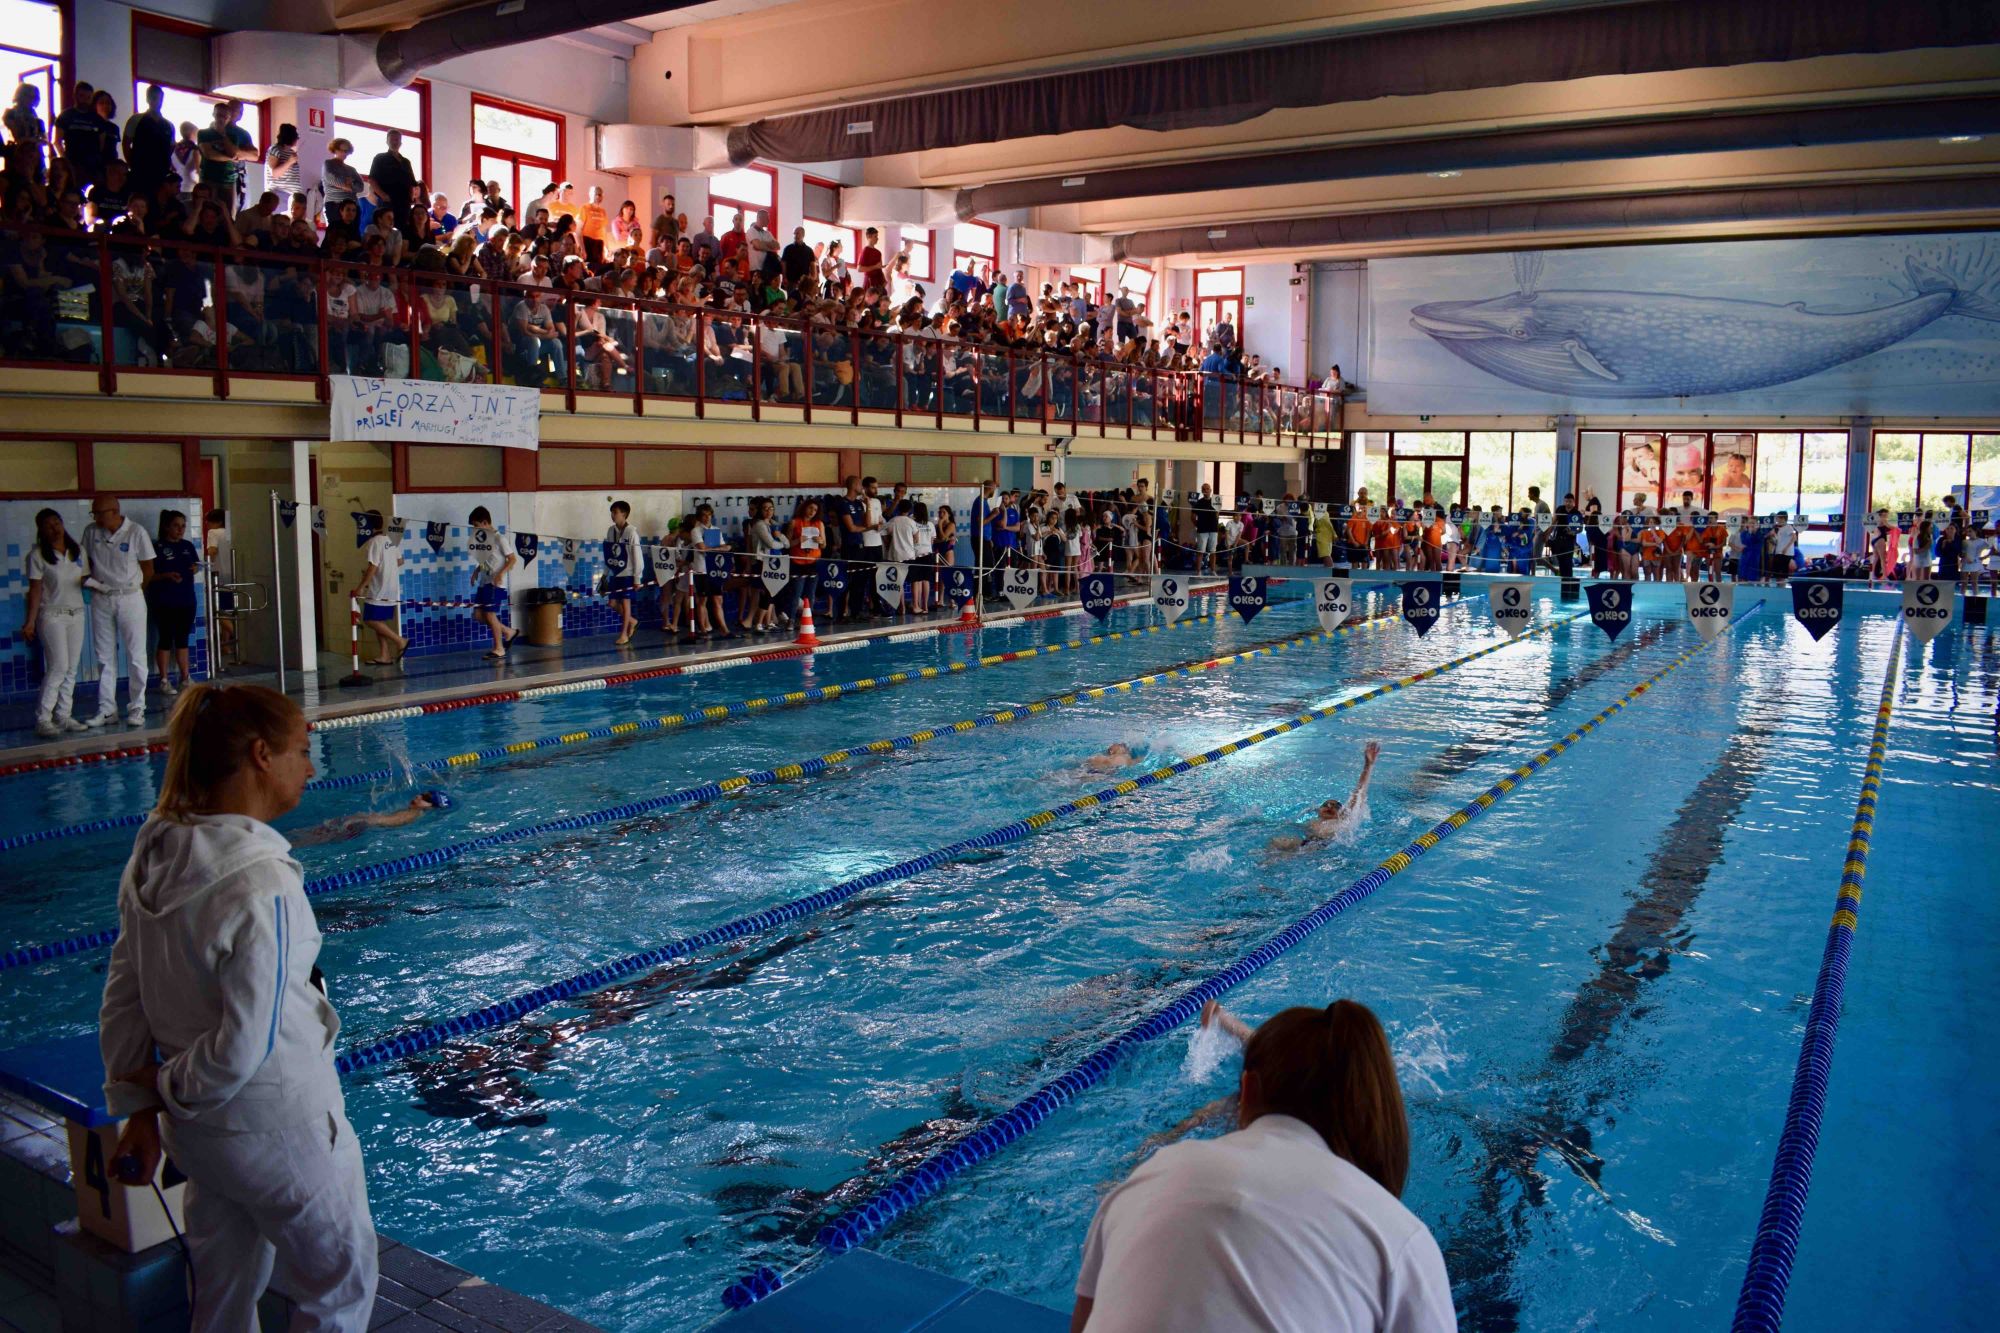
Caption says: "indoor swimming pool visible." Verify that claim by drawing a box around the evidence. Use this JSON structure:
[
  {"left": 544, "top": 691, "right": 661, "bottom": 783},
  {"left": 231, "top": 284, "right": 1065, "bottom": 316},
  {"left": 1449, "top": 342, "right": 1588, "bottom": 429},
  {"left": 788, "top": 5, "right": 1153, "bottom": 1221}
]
[{"left": 0, "top": 584, "right": 1992, "bottom": 1331}]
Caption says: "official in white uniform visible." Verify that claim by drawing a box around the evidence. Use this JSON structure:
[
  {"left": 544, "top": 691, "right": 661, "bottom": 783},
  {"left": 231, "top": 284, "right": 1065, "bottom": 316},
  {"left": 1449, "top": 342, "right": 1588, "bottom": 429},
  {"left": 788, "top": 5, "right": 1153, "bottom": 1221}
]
[
  {"left": 351, "top": 512, "right": 407, "bottom": 664},
  {"left": 100, "top": 683, "right": 378, "bottom": 1330},
  {"left": 1073, "top": 1000, "right": 1454, "bottom": 1333},
  {"left": 22, "top": 508, "right": 94, "bottom": 736},
  {"left": 83, "top": 494, "right": 157, "bottom": 726}
]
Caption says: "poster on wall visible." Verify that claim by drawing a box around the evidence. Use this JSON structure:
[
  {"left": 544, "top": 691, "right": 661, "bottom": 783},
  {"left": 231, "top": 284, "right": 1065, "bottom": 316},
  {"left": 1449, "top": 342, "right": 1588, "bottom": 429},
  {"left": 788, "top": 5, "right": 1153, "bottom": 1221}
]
[
  {"left": 1709, "top": 433, "right": 1756, "bottom": 514},
  {"left": 1367, "top": 234, "right": 2000, "bottom": 416},
  {"left": 330, "top": 376, "right": 541, "bottom": 450}
]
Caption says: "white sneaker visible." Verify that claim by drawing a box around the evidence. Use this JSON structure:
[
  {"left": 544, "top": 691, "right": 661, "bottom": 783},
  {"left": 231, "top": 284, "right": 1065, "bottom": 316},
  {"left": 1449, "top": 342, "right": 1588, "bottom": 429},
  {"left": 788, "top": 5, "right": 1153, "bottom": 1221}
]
[
  {"left": 34, "top": 718, "right": 59, "bottom": 738},
  {"left": 126, "top": 708, "right": 146, "bottom": 727},
  {"left": 160, "top": 678, "right": 179, "bottom": 697},
  {"left": 61, "top": 716, "right": 90, "bottom": 732},
  {"left": 86, "top": 713, "right": 115, "bottom": 728}
]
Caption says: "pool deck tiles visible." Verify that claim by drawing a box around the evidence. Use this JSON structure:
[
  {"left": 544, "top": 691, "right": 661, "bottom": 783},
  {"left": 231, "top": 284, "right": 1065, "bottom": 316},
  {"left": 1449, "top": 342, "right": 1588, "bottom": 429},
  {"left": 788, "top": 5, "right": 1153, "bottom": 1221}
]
[{"left": 706, "top": 1251, "right": 1064, "bottom": 1333}]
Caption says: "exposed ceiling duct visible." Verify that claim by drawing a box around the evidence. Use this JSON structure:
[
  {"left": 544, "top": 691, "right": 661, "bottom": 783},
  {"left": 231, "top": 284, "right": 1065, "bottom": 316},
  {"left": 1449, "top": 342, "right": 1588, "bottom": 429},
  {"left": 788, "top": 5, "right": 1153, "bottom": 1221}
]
[
  {"left": 726, "top": 0, "right": 2000, "bottom": 166},
  {"left": 373, "top": 0, "right": 704, "bottom": 86},
  {"left": 1113, "top": 176, "right": 2000, "bottom": 261},
  {"left": 957, "top": 97, "right": 2000, "bottom": 217}
]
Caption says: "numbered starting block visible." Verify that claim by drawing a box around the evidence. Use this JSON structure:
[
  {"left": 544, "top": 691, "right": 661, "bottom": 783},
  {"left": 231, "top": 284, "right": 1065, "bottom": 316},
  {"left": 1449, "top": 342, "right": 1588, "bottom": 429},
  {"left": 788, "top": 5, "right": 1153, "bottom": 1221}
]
[
  {"left": 1560, "top": 578, "right": 1582, "bottom": 602},
  {"left": 1442, "top": 571, "right": 1462, "bottom": 598},
  {"left": 1965, "top": 594, "right": 1988, "bottom": 626}
]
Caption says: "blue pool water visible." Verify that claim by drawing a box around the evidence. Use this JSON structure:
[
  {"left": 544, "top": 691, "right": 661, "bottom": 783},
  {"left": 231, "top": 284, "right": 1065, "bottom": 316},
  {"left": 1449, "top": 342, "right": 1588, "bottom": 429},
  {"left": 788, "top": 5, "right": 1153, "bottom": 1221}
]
[{"left": 0, "top": 585, "right": 1992, "bottom": 1331}]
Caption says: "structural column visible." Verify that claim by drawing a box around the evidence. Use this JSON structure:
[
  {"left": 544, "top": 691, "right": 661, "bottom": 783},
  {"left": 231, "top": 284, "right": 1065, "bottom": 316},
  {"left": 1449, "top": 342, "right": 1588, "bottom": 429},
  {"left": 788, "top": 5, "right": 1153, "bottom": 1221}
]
[{"left": 1844, "top": 418, "right": 1872, "bottom": 553}]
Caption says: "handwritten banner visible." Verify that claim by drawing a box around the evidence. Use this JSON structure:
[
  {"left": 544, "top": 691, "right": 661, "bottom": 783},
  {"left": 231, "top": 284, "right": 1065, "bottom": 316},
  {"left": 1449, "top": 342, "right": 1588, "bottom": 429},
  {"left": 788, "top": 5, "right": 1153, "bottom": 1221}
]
[{"left": 330, "top": 375, "right": 541, "bottom": 450}]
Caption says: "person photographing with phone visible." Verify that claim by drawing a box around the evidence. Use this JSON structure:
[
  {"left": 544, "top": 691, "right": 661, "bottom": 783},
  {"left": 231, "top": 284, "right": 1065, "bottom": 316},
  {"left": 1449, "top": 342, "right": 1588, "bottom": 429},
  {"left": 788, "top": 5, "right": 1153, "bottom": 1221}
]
[{"left": 98, "top": 683, "right": 378, "bottom": 1329}]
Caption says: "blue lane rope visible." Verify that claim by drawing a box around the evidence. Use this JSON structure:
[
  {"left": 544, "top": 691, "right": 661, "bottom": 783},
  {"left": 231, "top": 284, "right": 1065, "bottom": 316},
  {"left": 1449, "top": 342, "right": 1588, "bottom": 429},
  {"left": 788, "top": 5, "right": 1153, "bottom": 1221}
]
[
  {"left": 329, "top": 606, "right": 1574, "bottom": 1077},
  {"left": 0, "top": 599, "right": 1283, "bottom": 854},
  {"left": 718, "top": 604, "right": 1762, "bottom": 1309},
  {"left": 1731, "top": 620, "right": 1904, "bottom": 1333},
  {"left": 0, "top": 605, "right": 1390, "bottom": 972}
]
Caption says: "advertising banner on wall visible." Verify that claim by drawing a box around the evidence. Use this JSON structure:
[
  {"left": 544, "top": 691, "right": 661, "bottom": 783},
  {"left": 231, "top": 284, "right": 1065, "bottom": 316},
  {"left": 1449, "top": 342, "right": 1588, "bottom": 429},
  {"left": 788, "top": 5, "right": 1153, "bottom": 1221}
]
[
  {"left": 330, "top": 376, "right": 541, "bottom": 449},
  {"left": 1367, "top": 233, "right": 2000, "bottom": 417}
]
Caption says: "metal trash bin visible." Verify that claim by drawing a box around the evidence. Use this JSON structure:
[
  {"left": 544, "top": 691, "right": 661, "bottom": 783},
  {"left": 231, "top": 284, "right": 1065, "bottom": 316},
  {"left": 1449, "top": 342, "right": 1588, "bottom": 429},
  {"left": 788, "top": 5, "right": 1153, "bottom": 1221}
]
[{"left": 523, "top": 587, "right": 567, "bottom": 646}]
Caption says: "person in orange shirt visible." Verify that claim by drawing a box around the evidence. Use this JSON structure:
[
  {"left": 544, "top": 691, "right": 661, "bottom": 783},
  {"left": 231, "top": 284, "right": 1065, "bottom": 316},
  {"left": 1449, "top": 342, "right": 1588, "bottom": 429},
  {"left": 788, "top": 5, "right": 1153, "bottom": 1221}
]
[
  {"left": 1372, "top": 509, "right": 1404, "bottom": 570},
  {"left": 578, "top": 185, "right": 610, "bottom": 266},
  {"left": 1344, "top": 504, "right": 1372, "bottom": 569},
  {"left": 1661, "top": 512, "right": 1687, "bottom": 582},
  {"left": 1699, "top": 516, "right": 1730, "bottom": 579},
  {"left": 1422, "top": 512, "right": 1449, "bottom": 572},
  {"left": 1402, "top": 509, "right": 1424, "bottom": 564},
  {"left": 1638, "top": 518, "right": 1665, "bottom": 581}
]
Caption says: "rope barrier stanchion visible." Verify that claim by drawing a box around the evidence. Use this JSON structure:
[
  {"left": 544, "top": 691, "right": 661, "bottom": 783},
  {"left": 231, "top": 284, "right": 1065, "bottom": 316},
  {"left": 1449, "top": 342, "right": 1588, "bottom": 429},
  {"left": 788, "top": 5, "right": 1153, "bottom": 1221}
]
[
  {"left": 0, "top": 594, "right": 1282, "bottom": 852},
  {"left": 717, "top": 603, "right": 1763, "bottom": 1309},
  {"left": 322, "top": 606, "right": 1576, "bottom": 1075},
  {"left": 3, "top": 603, "right": 1397, "bottom": 969},
  {"left": 338, "top": 597, "right": 371, "bottom": 688},
  {"left": 1731, "top": 622, "right": 1905, "bottom": 1333}
]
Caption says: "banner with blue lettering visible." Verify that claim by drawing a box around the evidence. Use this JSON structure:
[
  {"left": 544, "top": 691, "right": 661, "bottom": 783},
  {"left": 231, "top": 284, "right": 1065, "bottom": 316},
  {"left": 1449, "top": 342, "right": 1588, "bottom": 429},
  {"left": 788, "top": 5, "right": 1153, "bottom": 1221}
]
[
  {"left": 875, "top": 561, "right": 908, "bottom": 605},
  {"left": 425, "top": 521, "right": 448, "bottom": 553},
  {"left": 1081, "top": 572, "right": 1116, "bottom": 621},
  {"left": 1584, "top": 581, "right": 1633, "bottom": 640},
  {"left": 1315, "top": 577, "right": 1353, "bottom": 632},
  {"left": 1791, "top": 579, "right": 1842, "bottom": 641},
  {"left": 819, "top": 559, "right": 847, "bottom": 597},
  {"left": 1683, "top": 580, "right": 1734, "bottom": 642},
  {"left": 1153, "top": 574, "right": 1190, "bottom": 624},
  {"left": 944, "top": 566, "right": 975, "bottom": 606},
  {"left": 278, "top": 500, "right": 298, "bottom": 528},
  {"left": 514, "top": 533, "right": 538, "bottom": 566},
  {"left": 330, "top": 375, "right": 540, "bottom": 449},
  {"left": 1901, "top": 579, "right": 1954, "bottom": 642},
  {"left": 1488, "top": 579, "right": 1532, "bottom": 638},
  {"left": 1228, "top": 576, "right": 1267, "bottom": 623},
  {"left": 759, "top": 552, "right": 790, "bottom": 596},
  {"left": 1401, "top": 578, "right": 1442, "bottom": 636}
]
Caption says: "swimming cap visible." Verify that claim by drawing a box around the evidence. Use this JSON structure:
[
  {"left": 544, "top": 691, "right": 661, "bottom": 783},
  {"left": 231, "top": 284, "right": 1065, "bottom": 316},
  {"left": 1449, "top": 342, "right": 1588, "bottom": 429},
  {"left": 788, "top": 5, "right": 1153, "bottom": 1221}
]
[{"left": 423, "top": 789, "right": 453, "bottom": 810}]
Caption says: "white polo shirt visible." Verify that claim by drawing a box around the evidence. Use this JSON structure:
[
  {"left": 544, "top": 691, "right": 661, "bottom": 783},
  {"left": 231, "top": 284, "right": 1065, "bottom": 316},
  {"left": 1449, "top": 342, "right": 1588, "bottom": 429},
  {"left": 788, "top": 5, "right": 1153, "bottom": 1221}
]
[
  {"left": 84, "top": 518, "right": 156, "bottom": 593},
  {"left": 468, "top": 526, "right": 507, "bottom": 589},
  {"left": 26, "top": 545, "right": 91, "bottom": 611},
  {"left": 862, "top": 496, "right": 885, "bottom": 549},
  {"left": 1076, "top": 1113, "right": 1454, "bottom": 1333},
  {"left": 360, "top": 532, "right": 401, "bottom": 606}
]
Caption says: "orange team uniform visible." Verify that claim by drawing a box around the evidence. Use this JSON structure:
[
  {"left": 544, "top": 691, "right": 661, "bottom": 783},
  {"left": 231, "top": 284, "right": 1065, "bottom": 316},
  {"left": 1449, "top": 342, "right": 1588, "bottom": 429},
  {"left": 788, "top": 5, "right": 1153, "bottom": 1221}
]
[
  {"left": 1702, "top": 524, "right": 1730, "bottom": 565},
  {"left": 1663, "top": 525, "right": 1687, "bottom": 561},
  {"left": 1403, "top": 516, "right": 1423, "bottom": 547},
  {"left": 1639, "top": 526, "right": 1665, "bottom": 565},
  {"left": 1346, "top": 512, "right": 1372, "bottom": 553},
  {"left": 1424, "top": 517, "right": 1448, "bottom": 550},
  {"left": 1373, "top": 518, "right": 1403, "bottom": 553}
]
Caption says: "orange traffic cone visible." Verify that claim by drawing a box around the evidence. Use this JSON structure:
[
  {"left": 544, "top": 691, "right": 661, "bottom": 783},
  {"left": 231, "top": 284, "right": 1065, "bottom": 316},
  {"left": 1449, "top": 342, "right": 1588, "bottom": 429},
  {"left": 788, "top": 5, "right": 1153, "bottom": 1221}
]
[
  {"left": 958, "top": 595, "right": 980, "bottom": 626},
  {"left": 795, "top": 598, "right": 821, "bottom": 647}
]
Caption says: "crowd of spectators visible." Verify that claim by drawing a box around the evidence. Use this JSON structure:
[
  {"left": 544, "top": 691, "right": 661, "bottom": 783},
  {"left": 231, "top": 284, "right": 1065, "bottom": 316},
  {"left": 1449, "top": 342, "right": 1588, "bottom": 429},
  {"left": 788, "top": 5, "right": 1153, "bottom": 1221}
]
[{"left": 2, "top": 80, "right": 1342, "bottom": 430}]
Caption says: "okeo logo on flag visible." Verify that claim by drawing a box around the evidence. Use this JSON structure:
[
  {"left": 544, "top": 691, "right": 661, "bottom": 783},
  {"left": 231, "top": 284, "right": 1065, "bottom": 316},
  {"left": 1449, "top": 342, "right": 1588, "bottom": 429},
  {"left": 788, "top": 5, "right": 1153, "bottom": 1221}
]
[
  {"left": 1584, "top": 581, "right": 1632, "bottom": 641},
  {"left": 945, "top": 566, "right": 975, "bottom": 606},
  {"left": 1315, "top": 578, "right": 1352, "bottom": 633},
  {"left": 1401, "top": 578, "right": 1442, "bottom": 636},
  {"left": 1229, "top": 576, "right": 1267, "bottom": 623},
  {"left": 1900, "top": 579, "right": 1954, "bottom": 643},
  {"left": 1003, "top": 564, "right": 1038, "bottom": 610},
  {"left": 1791, "top": 579, "right": 1842, "bottom": 641},
  {"left": 1153, "top": 575, "right": 1189, "bottom": 624},
  {"left": 819, "top": 559, "right": 847, "bottom": 595},
  {"left": 759, "top": 552, "right": 790, "bottom": 596},
  {"left": 1488, "top": 580, "right": 1532, "bottom": 638},
  {"left": 1683, "top": 581, "right": 1734, "bottom": 642},
  {"left": 1080, "top": 573, "right": 1116, "bottom": 621}
]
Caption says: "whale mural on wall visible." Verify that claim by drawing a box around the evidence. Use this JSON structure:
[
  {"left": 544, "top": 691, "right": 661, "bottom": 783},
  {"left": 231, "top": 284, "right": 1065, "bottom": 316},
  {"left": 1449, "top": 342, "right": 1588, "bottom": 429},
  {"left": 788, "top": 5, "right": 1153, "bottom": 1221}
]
[{"left": 1367, "top": 234, "right": 2000, "bottom": 415}]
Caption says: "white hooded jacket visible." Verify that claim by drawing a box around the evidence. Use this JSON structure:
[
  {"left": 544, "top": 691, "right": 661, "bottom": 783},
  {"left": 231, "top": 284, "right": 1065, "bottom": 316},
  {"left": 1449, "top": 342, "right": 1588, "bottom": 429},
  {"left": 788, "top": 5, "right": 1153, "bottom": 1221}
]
[{"left": 100, "top": 813, "right": 346, "bottom": 1131}]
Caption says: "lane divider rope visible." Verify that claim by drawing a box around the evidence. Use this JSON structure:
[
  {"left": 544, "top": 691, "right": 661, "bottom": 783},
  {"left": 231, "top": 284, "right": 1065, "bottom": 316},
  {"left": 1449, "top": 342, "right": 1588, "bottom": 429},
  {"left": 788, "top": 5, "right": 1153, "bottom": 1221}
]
[
  {"left": 718, "top": 603, "right": 1760, "bottom": 1309},
  {"left": 0, "top": 595, "right": 1283, "bottom": 853},
  {"left": 0, "top": 581, "right": 1240, "bottom": 777},
  {"left": 324, "top": 606, "right": 1567, "bottom": 1076},
  {"left": 1730, "top": 620, "right": 1904, "bottom": 1333},
  {"left": 0, "top": 598, "right": 1367, "bottom": 972}
]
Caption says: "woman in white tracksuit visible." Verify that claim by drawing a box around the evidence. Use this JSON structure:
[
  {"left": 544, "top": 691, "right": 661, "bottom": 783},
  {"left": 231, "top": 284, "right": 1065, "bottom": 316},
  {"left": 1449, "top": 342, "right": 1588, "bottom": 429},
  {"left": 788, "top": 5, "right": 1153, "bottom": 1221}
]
[
  {"left": 22, "top": 508, "right": 93, "bottom": 737},
  {"left": 99, "top": 683, "right": 377, "bottom": 1330}
]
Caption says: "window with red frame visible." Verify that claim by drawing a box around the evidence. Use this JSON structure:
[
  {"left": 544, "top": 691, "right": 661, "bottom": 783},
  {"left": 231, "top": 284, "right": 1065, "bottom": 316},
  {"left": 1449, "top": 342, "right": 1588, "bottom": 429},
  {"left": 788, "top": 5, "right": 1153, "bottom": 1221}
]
[
  {"left": 1194, "top": 267, "right": 1244, "bottom": 345},
  {"left": 709, "top": 164, "right": 776, "bottom": 237},
  {"left": 2, "top": 0, "right": 62, "bottom": 136},
  {"left": 951, "top": 220, "right": 999, "bottom": 281},
  {"left": 472, "top": 94, "right": 563, "bottom": 216},
  {"left": 900, "top": 229, "right": 933, "bottom": 282},
  {"left": 1067, "top": 266, "right": 1105, "bottom": 304},
  {"left": 334, "top": 83, "right": 429, "bottom": 196},
  {"left": 799, "top": 175, "right": 856, "bottom": 271},
  {"left": 132, "top": 13, "right": 263, "bottom": 157}
]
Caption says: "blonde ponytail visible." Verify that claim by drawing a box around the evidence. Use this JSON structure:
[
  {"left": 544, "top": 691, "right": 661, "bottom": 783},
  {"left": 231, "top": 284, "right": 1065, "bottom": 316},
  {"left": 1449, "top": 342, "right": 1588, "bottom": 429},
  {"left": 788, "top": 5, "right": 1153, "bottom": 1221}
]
[{"left": 154, "top": 683, "right": 304, "bottom": 821}]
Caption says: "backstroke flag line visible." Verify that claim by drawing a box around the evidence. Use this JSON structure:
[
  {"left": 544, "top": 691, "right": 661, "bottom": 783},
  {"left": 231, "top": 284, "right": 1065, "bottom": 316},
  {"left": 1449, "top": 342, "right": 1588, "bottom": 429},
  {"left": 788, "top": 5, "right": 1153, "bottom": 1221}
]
[{"left": 1684, "top": 581, "right": 1734, "bottom": 642}]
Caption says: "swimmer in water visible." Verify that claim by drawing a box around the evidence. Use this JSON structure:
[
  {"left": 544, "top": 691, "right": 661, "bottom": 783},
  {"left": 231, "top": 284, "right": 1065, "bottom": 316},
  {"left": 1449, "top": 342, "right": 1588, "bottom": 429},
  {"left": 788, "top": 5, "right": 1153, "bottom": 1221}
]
[
  {"left": 1268, "top": 741, "right": 1380, "bottom": 853},
  {"left": 289, "top": 792, "right": 442, "bottom": 848},
  {"left": 1084, "top": 742, "right": 1140, "bottom": 774}
]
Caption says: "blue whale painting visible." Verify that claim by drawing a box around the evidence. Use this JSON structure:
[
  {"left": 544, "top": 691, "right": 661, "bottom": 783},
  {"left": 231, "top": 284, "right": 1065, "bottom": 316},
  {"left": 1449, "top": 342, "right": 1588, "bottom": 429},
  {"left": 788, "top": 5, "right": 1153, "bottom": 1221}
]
[{"left": 1368, "top": 234, "right": 2000, "bottom": 415}]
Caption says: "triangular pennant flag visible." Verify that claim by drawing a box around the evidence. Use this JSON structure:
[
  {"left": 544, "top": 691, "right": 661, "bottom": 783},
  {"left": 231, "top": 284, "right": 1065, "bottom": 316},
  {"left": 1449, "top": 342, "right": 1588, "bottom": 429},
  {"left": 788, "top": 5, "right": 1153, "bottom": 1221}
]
[
  {"left": 1002, "top": 563, "right": 1038, "bottom": 611},
  {"left": 388, "top": 515, "right": 409, "bottom": 543},
  {"left": 944, "top": 566, "right": 976, "bottom": 606},
  {"left": 759, "top": 552, "right": 790, "bottom": 596},
  {"left": 1228, "top": 575, "right": 1267, "bottom": 623},
  {"left": 514, "top": 532, "right": 538, "bottom": 565},
  {"left": 425, "top": 521, "right": 448, "bottom": 553},
  {"left": 875, "top": 561, "right": 908, "bottom": 604},
  {"left": 1901, "top": 579, "right": 1954, "bottom": 643},
  {"left": 351, "top": 511, "right": 379, "bottom": 549},
  {"left": 1401, "top": 578, "right": 1442, "bottom": 636},
  {"left": 1684, "top": 581, "right": 1733, "bottom": 642},
  {"left": 310, "top": 506, "right": 326, "bottom": 535},
  {"left": 703, "top": 550, "right": 731, "bottom": 578},
  {"left": 1584, "top": 581, "right": 1633, "bottom": 640},
  {"left": 1315, "top": 577, "right": 1353, "bottom": 633},
  {"left": 1153, "top": 574, "right": 1189, "bottom": 624},
  {"left": 559, "top": 537, "right": 579, "bottom": 579},
  {"left": 1488, "top": 579, "right": 1533, "bottom": 638},
  {"left": 1791, "top": 579, "right": 1842, "bottom": 641},
  {"left": 818, "top": 559, "right": 847, "bottom": 596},
  {"left": 278, "top": 500, "right": 298, "bottom": 528},
  {"left": 1080, "top": 572, "right": 1116, "bottom": 621}
]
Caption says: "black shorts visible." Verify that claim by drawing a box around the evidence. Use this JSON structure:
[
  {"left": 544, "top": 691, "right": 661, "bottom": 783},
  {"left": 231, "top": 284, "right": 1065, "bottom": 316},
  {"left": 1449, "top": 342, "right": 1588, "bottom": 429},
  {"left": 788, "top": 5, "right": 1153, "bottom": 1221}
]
[{"left": 153, "top": 603, "right": 196, "bottom": 650}]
